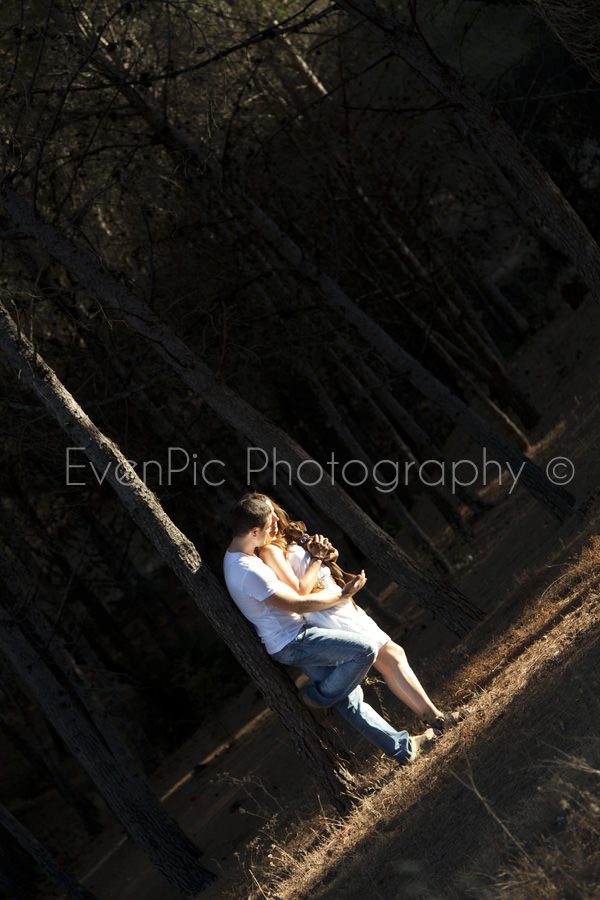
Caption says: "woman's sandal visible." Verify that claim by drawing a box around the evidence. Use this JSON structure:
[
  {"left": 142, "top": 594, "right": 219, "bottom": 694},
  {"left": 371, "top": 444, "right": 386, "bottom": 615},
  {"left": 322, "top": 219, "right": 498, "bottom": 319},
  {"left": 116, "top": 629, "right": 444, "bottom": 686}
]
[{"left": 423, "top": 705, "right": 471, "bottom": 735}]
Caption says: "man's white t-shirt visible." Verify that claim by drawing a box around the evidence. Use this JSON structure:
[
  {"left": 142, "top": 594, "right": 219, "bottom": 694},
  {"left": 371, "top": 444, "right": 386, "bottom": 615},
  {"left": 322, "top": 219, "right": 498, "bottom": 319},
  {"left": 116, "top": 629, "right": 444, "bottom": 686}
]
[{"left": 223, "top": 551, "right": 304, "bottom": 655}]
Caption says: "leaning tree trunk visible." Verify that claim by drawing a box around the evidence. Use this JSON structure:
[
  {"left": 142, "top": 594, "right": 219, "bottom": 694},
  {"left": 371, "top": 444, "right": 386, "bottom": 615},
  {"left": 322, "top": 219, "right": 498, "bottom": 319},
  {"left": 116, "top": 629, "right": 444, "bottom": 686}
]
[
  {"left": 0, "top": 591, "right": 215, "bottom": 897},
  {"left": 335, "top": 0, "right": 600, "bottom": 303},
  {"left": 352, "top": 354, "right": 490, "bottom": 512},
  {"left": 0, "top": 799, "right": 98, "bottom": 900},
  {"left": 533, "top": 0, "right": 600, "bottom": 84},
  {"left": 45, "top": 9, "right": 575, "bottom": 518},
  {"left": 0, "top": 539, "right": 150, "bottom": 777},
  {"left": 0, "top": 189, "right": 482, "bottom": 635},
  {"left": 334, "top": 354, "right": 469, "bottom": 536},
  {"left": 274, "top": 19, "right": 533, "bottom": 412},
  {"left": 297, "top": 363, "right": 452, "bottom": 572},
  {"left": 0, "top": 709, "right": 101, "bottom": 836},
  {"left": 0, "top": 298, "right": 357, "bottom": 810},
  {"left": 353, "top": 256, "right": 531, "bottom": 450},
  {"left": 244, "top": 201, "right": 572, "bottom": 515}
]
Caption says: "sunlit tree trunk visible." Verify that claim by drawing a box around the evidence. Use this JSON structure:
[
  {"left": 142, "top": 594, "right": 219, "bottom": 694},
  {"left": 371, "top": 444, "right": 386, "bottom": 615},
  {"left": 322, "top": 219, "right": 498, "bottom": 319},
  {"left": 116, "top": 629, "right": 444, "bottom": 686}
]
[
  {"left": 1, "top": 189, "right": 483, "bottom": 634},
  {"left": 0, "top": 298, "right": 356, "bottom": 809}
]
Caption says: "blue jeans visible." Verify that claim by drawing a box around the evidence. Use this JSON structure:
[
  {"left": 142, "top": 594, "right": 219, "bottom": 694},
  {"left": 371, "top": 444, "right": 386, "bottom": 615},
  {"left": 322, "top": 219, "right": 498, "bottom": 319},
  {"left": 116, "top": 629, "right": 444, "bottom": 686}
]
[{"left": 271, "top": 625, "right": 412, "bottom": 763}]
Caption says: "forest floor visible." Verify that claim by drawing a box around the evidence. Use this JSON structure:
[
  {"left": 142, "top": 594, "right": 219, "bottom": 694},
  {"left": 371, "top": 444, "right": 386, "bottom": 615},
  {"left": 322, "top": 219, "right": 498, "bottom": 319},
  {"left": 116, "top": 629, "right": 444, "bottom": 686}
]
[{"left": 41, "top": 294, "right": 600, "bottom": 899}]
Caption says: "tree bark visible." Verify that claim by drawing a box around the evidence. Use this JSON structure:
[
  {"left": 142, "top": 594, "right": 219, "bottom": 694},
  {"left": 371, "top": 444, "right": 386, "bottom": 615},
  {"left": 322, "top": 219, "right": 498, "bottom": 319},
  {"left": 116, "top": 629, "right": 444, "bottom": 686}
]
[
  {"left": 0, "top": 595, "right": 215, "bottom": 897},
  {"left": 43, "top": 7, "right": 573, "bottom": 517},
  {"left": 0, "top": 711, "right": 101, "bottom": 836},
  {"left": 0, "top": 800, "right": 98, "bottom": 900},
  {"left": 1, "top": 189, "right": 485, "bottom": 634},
  {"left": 0, "top": 297, "right": 356, "bottom": 810}
]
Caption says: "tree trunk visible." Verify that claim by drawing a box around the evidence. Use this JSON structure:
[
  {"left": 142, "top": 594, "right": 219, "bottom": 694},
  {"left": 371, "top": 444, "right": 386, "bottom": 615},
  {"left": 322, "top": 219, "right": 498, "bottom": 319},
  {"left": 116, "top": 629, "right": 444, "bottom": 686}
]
[
  {"left": 0, "top": 594, "right": 216, "bottom": 896},
  {"left": 0, "top": 712, "right": 101, "bottom": 836},
  {"left": 245, "top": 199, "right": 573, "bottom": 514},
  {"left": 297, "top": 363, "right": 452, "bottom": 572},
  {"left": 0, "top": 539, "right": 147, "bottom": 776},
  {"left": 43, "top": 9, "right": 573, "bottom": 516},
  {"left": 0, "top": 800, "right": 98, "bottom": 900},
  {"left": 273, "top": 12, "right": 535, "bottom": 423},
  {"left": 335, "top": 354, "right": 469, "bottom": 536},
  {"left": 353, "top": 355, "right": 491, "bottom": 513},
  {"left": 352, "top": 255, "right": 532, "bottom": 449},
  {"left": 0, "top": 187, "right": 482, "bottom": 634},
  {"left": 533, "top": 1, "right": 600, "bottom": 84},
  {"left": 0, "top": 298, "right": 356, "bottom": 810},
  {"left": 335, "top": 0, "right": 600, "bottom": 303}
]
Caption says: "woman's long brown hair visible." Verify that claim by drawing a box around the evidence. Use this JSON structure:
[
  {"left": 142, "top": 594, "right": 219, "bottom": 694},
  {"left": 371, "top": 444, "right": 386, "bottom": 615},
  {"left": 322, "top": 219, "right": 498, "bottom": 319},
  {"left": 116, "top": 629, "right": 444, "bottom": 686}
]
[{"left": 245, "top": 492, "right": 355, "bottom": 589}]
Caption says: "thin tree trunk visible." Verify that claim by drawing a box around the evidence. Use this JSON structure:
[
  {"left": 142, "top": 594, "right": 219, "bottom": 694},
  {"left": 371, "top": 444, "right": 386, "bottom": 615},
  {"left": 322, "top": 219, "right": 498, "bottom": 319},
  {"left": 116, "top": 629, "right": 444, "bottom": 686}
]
[
  {"left": 352, "top": 253, "right": 532, "bottom": 448},
  {"left": 298, "top": 363, "right": 452, "bottom": 572},
  {"left": 1, "top": 188, "right": 481, "bottom": 634},
  {"left": 0, "top": 712, "right": 101, "bottom": 836},
  {"left": 0, "top": 800, "right": 98, "bottom": 900},
  {"left": 335, "top": 354, "right": 469, "bottom": 536},
  {"left": 0, "top": 593, "right": 216, "bottom": 896},
  {"left": 246, "top": 200, "right": 574, "bottom": 512},
  {"left": 0, "top": 539, "right": 147, "bottom": 775},
  {"left": 274, "top": 16, "right": 535, "bottom": 421},
  {"left": 44, "top": 9, "right": 573, "bottom": 516},
  {"left": 0, "top": 298, "right": 356, "bottom": 809},
  {"left": 335, "top": 0, "right": 600, "bottom": 303},
  {"left": 353, "top": 355, "right": 491, "bottom": 513},
  {"left": 533, "top": 1, "right": 600, "bottom": 84}
]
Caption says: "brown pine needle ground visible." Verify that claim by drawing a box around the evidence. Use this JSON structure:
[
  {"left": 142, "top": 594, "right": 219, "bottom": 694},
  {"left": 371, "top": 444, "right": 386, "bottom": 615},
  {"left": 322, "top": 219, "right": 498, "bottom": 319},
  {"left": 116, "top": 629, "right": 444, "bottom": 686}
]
[{"left": 209, "top": 536, "right": 600, "bottom": 900}]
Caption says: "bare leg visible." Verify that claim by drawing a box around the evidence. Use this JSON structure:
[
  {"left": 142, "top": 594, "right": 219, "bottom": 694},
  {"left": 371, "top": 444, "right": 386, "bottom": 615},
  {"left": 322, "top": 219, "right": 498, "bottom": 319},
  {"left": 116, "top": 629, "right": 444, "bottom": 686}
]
[{"left": 373, "top": 642, "right": 443, "bottom": 721}]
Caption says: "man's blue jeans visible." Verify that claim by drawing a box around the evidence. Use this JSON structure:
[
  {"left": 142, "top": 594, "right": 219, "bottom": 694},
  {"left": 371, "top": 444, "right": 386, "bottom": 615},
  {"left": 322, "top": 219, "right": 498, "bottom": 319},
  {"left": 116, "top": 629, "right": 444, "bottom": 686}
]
[{"left": 271, "top": 625, "right": 412, "bottom": 764}]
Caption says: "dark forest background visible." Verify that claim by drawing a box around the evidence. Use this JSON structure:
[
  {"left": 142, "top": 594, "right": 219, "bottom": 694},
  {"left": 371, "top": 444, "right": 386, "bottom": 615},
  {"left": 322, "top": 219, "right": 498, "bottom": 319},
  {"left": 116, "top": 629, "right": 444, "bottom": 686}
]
[{"left": 0, "top": 1, "right": 599, "bottom": 897}]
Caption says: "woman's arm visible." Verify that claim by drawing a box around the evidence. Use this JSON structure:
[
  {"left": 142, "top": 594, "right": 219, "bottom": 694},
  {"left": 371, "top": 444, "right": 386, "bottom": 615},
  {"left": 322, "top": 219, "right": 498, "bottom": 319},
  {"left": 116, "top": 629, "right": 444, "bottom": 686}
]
[{"left": 259, "top": 544, "right": 324, "bottom": 595}]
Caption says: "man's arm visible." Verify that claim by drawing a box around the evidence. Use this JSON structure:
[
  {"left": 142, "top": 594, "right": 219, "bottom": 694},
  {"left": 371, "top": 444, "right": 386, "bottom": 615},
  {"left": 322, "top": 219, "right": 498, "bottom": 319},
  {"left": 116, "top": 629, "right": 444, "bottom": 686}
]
[{"left": 265, "top": 571, "right": 366, "bottom": 613}]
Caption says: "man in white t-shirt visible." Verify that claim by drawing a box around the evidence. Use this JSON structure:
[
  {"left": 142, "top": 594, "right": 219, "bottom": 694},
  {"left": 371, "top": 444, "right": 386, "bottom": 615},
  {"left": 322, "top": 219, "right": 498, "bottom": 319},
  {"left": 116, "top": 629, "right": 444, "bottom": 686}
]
[{"left": 223, "top": 495, "right": 436, "bottom": 765}]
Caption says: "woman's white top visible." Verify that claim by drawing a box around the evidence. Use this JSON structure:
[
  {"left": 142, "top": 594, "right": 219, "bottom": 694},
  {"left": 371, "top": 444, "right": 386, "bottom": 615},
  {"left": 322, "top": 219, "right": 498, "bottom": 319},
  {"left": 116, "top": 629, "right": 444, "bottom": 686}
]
[{"left": 286, "top": 544, "right": 390, "bottom": 650}]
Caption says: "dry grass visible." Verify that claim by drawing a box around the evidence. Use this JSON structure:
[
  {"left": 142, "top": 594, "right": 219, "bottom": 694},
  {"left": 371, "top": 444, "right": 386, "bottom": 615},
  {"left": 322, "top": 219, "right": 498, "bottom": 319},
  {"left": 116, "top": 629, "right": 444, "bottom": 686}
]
[{"left": 206, "top": 537, "right": 600, "bottom": 900}]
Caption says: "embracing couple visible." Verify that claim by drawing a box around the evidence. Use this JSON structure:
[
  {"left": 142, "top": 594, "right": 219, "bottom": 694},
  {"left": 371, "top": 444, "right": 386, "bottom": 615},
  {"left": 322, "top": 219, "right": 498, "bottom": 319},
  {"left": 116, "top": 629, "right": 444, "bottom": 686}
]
[{"left": 223, "top": 493, "right": 466, "bottom": 765}]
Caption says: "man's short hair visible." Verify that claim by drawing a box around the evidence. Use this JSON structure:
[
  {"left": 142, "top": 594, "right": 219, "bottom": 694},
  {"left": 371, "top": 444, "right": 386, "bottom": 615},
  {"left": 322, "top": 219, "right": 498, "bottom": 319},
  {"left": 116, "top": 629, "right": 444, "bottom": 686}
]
[{"left": 230, "top": 496, "right": 271, "bottom": 536}]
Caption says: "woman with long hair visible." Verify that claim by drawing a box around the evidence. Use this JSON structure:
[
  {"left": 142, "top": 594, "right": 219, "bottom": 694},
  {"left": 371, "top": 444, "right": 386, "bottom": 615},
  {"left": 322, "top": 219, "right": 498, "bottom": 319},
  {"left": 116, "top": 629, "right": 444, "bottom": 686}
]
[{"left": 250, "top": 492, "right": 465, "bottom": 733}]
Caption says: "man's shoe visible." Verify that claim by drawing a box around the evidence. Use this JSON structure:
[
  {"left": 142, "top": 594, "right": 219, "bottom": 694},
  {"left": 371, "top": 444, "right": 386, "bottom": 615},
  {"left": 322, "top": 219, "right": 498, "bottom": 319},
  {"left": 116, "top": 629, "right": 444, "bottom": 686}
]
[
  {"left": 406, "top": 727, "right": 437, "bottom": 764},
  {"left": 299, "top": 686, "right": 335, "bottom": 727},
  {"left": 299, "top": 684, "right": 325, "bottom": 708}
]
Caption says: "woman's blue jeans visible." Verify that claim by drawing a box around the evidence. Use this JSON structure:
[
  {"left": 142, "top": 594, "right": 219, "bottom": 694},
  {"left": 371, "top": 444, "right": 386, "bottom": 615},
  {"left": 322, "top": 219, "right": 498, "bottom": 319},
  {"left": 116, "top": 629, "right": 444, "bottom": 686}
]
[{"left": 271, "top": 625, "right": 412, "bottom": 763}]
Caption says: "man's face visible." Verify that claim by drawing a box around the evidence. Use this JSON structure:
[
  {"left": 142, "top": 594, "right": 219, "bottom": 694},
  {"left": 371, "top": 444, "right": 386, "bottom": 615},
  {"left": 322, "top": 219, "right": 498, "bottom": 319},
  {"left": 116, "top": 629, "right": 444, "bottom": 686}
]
[
  {"left": 254, "top": 521, "right": 271, "bottom": 548},
  {"left": 253, "top": 501, "right": 278, "bottom": 548}
]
